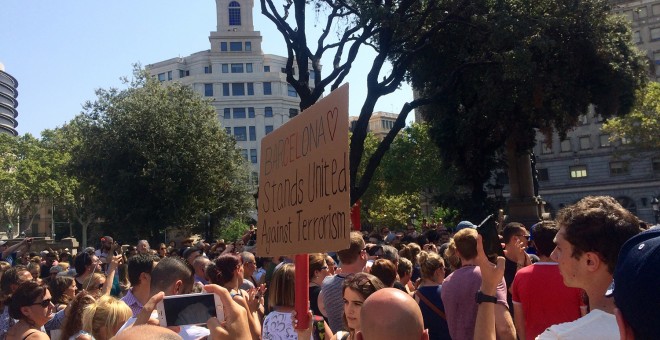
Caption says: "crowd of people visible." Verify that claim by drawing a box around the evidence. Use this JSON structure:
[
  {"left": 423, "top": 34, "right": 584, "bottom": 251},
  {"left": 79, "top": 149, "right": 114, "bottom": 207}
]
[{"left": 0, "top": 195, "right": 658, "bottom": 340}]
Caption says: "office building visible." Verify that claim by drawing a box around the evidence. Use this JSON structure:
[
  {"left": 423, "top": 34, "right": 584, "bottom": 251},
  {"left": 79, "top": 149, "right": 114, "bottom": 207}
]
[
  {"left": 0, "top": 62, "right": 19, "bottom": 136},
  {"left": 147, "top": 0, "right": 313, "bottom": 186}
]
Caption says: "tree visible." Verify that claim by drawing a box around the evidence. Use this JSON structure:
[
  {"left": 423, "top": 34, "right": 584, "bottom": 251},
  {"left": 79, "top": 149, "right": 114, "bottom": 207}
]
[
  {"left": 357, "top": 123, "right": 457, "bottom": 229},
  {"left": 408, "top": 0, "right": 647, "bottom": 219},
  {"left": 72, "top": 68, "right": 253, "bottom": 240},
  {"left": 261, "top": 0, "right": 463, "bottom": 205},
  {"left": 0, "top": 134, "right": 66, "bottom": 237},
  {"left": 602, "top": 82, "right": 660, "bottom": 155}
]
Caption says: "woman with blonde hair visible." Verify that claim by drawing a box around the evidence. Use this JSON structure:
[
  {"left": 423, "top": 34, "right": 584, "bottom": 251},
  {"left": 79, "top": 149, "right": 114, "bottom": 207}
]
[
  {"left": 81, "top": 295, "right": 132, "bottom": 340},
  {"left": 414, "top": 251, "right": 450, "bottom": 340},
  {"left": 262, "top": 263, "right": 297, "bottom": 339}
]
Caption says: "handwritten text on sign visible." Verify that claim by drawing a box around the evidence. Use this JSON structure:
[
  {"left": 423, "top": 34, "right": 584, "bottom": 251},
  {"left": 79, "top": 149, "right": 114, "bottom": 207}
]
[{"left": 258, "top": 84, "right": 350, "bottom": 256}]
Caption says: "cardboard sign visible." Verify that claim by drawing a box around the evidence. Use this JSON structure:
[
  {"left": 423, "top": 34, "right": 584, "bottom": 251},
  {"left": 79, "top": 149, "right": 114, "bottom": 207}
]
[{"left": 257, "top": 84, "right": 350, "bottom": 257}]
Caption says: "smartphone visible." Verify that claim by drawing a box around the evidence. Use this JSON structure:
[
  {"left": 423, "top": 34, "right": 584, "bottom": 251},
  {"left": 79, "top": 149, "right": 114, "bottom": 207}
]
[
  {"left": 477, "top": 214, "right": 504, "bottom": 259},
  {"left": 156, "top": 293, "right": 224, "bottom": 327}
]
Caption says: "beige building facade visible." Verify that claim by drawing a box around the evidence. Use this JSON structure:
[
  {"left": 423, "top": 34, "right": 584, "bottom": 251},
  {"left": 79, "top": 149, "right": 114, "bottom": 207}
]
[{"left": 147, "top": 0, "right": 312, "bottom": 186}]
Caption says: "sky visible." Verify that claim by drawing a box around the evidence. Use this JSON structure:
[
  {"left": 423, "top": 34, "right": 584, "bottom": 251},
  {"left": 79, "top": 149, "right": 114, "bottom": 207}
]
[{"left": 1, "top": 1, "right": 414, "bottom": 137}]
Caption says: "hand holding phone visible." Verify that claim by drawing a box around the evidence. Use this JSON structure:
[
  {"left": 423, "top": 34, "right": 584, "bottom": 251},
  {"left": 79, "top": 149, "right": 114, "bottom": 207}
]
[{"left": 156, "top": 293, "right": 224, "bottom": 327}]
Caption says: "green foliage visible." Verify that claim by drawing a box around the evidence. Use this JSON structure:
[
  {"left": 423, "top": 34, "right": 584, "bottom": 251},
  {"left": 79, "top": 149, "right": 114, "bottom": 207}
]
[
  {"left": 357, "top": 123, "right": 458, "bottom": 228},
  {"left": 216, "top": 219, "right": 250, "bottom": 244},
  {"left": 431, "top": 206, "right": 460, "bottom": 227},
  {"left": 406, "top": 0, "right": 647, "bottom": 219},
  {"left": 71, "top": 67, "right": 253, "bottom": 239},
  {"left": 602, "top": 82, "right": 660, "bottom": 155},
  {"left": 0, "top": 133, "right": 67, "bottom": 235}
]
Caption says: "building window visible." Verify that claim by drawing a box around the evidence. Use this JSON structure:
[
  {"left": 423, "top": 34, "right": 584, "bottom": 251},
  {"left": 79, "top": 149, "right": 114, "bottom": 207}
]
[
  {"left": 652, "top": 158, "right": 660, "bottom": 175},
  {"left": 541, "top": 142, "right": 552, "bottom": 154},
  {"left": 223, "top": 83, "right": 230, "bottom": 96},
  {"left": 158, "top": 73, "right": 166, "bottom": 82},
  {"left": 232, "top": 83, "right": 245, "bottom": 96},
  {"left": 233, "top": 108, "right": 246, "bottom": 119},
  {"left": 247, "top": 83, "right": 254, "bottom": 95},
  {"left": 651, "top": 27, "right": 660, "bottom": 40},
  {"left": 248, "top": 107, "right": 255, "bottom": 118},
  {"left": 623, "top": 10, "right": 633, "bottom": 21},
  {"left": 287, "top": 84, "right": 298, "bottom": 97},
  {"left": 265, "top": 107, "right": 273, "bottom": 117},
  {"left": 178, "top": 70, "right": 189, "bottom": 78},
  {"left": 638, "top": 6, "right": 648, "bottom": 18},
  {"left": 263, "top": 82, "right": 272, "bottom": 95},
  {"left": 249, "top": 126, "right": 256, "bottom": 141},
  {"left": 265, "top": 125, "right": 274, "bottom": 135},
  {"left": 537, "top": 168, "right": 549, "bottom": 181},
  {"left": 289, "top": 108, "right": 299, "bottom": 118},
  {"left": 264, "top": 66, "right": 270, "bottom": 72},
  {"left": 610, "top": 161, "right": 630, "bottom": 176},
  {"left": 245, "top": 42, "right": 252, "bottom": 51},
  {"left": 222, "top": 64, "right": 229, "bottom": 73},
  {"left": 230, "top": 42, "right": 242, "bottom": 51},
  {"left": 234, "top": 127, "right": 247, "bottom": 141},
  {"left": 579, "top": 136, "right": 591, "bottom": 150},
  {"left": 240, "top": 149, "right": 248, "bottom": 161},
  {"left": 223, "top": 108, "right": 231, "bottom": 119},
  {"left": 634, "top": 30, "right": 642, "bottom": 44},
  {"left": 599, "top": 134, "right": 610, "bottom": 147},
  {"left": 246, "top": 63, "right": 253, "bottom": 73},
  {"left": 653, "top": 3, "right": 660, "bottom": 15},
  {"left": 204, "top": 65, "right": 212, "bottom": 74},
  {"left": 167, "top": 71, "right": 172, "bottom": 80},
  {"left": 231, "top": 63, "right": 244, "bottom": 73},
  {"left": 250, "top": 149, "right": 257, "bottom": 163},
  {"left": 560, "top": 139, "right": 572, "bottom": 152},
  {"left": 221, "top": 42, "right": 228, "bottom": 51},
  {"left": 225, "top": 127, "right": 231, "bottom": 135},
  {"left": 228, "top": 1, "right": 241, "bottom": 26},
  {"left": 204, "top": 83, "right": 213, "bottom": 97},
  {"left": 570, "top": 165, "right": 588, "bottom": 179}
]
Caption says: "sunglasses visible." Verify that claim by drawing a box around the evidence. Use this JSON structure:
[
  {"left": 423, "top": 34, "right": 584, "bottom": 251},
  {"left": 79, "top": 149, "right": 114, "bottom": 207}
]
[{"left": 32, "top": 299, "right": 52, "bottom": 308}]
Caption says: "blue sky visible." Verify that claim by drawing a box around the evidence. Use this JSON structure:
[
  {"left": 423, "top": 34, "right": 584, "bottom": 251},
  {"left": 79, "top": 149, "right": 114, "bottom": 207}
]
[{"left": 1, "top": 1, "right": 414, "bottom": 137}]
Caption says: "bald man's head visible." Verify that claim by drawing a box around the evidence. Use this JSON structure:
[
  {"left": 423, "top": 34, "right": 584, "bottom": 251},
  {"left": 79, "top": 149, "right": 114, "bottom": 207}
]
[
  {"left": 112, "top": 325, "right": 182, "bottom": 340},
  {"left": 356, "top": 288, "right": 428, "bottom": 340}
]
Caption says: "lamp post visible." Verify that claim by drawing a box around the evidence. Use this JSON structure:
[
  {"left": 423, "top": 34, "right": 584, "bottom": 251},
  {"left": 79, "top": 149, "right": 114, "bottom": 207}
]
[{"left": 652, "top": 197, "right": 660, "bottom": 224}]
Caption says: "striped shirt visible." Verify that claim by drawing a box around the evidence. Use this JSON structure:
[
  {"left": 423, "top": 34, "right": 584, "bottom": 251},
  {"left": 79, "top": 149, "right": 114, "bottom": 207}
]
[
  {"left": 121, "top": 289, "right": 144, "bottom": 317},
  {"left": 321, "top": 274, "right": 347, "bottom": 332}
]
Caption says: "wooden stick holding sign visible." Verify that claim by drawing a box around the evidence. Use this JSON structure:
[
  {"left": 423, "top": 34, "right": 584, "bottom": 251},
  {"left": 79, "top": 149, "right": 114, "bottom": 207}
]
[
  {"left": 258, "top": 84, "right": 351, "bottom": 331},
  {"left": 294, "top": 254, "right": 309, "bottom": 330}
]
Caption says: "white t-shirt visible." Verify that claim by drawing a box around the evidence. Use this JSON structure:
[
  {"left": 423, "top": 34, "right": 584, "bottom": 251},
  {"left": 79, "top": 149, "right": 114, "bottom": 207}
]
[
  {"left": 117, "top": 312, "right": 210, "bottom": 340},
  {"left": 262, "top": 311, "right": 313, "bottom": 340},
  {"left": 536, "top": 309, "right": 618, "bottom": 340}
]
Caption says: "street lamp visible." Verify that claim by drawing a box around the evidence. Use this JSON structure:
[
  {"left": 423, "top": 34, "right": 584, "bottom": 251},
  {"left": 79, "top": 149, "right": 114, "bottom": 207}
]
[{"left": 652, "top": 197, "right": 660, "bottom": 224}]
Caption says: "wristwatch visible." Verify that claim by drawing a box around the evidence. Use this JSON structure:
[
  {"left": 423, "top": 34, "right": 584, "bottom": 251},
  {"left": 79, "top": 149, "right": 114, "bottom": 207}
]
[{"left": 475, "top": 290, "right": 498, "bottom": 304}]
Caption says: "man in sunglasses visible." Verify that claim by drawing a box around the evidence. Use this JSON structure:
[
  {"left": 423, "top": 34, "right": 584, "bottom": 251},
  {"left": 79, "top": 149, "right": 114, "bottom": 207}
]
[{"left": 501, "top": 222, "right": 532, "bottom": 316}]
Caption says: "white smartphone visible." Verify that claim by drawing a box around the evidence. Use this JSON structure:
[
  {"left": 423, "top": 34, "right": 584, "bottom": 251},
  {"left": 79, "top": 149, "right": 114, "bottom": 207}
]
[{"left": 156, "top": 293, "right": 224, "bottom": 327}]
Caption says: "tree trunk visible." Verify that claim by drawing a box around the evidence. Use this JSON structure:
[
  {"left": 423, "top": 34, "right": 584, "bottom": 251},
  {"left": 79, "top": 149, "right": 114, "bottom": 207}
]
[{"left": 505, "top": 137, "right": 542, "bottom": 227}]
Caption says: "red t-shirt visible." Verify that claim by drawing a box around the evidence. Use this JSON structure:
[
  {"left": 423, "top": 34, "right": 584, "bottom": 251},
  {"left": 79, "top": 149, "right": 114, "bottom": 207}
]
[{"left": 511, "top": 263, "right": 583, "bottom": 340}]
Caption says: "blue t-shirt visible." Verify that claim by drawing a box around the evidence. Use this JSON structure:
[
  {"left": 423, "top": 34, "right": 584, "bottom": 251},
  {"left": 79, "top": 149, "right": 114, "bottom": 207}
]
[{"left": 416, "top": 285, "right": 451, "bottom": 340}]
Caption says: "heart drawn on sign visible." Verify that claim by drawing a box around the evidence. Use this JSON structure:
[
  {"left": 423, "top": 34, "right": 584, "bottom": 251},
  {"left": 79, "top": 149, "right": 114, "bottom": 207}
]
[{"left": 327, "top": 107, "right": 339, "bottom": 141}]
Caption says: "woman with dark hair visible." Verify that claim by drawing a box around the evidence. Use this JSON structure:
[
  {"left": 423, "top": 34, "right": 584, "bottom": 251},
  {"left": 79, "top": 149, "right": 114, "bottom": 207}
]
[
  {"left": 74, "top": 252, "right": 101, "bottom": 290},
  {"left": 309, "top": 253, "right": 330, "bottom": 317},
  {"left": 369, "top": 259, "right": 398, "bottom": 288},
  {"left": 333, "top": 272, "right": 385, "bottom": 340},
  {"left": 207, "top": 254, "right": 262, "bottom": 340},
  {"left": 0, "top": 266, "right": 33, "bottom": 338},
  {"left": 48, "top": 276, "right": 77, "bottom": 311},
  {"left": 6, "top": 281, "right": 53, "bottom": 339}
]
